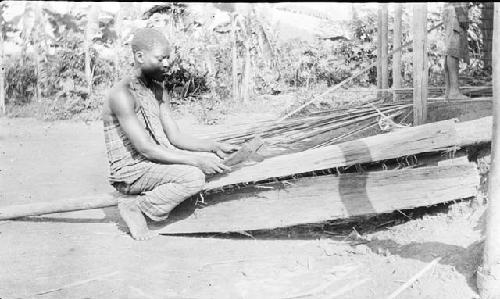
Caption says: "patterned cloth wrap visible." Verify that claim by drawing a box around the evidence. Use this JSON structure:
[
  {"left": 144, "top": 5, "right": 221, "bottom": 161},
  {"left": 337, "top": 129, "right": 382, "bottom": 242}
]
[
  {"left": 443, "top": 2, "right": 469, "bottom": 63},
  {"left": 103, "top": 76, "right": 205, "bottom": 221}
]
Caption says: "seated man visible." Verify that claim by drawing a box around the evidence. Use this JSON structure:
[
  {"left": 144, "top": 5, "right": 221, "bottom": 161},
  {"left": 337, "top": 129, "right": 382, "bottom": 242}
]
[
  {"left": 102, "top": 28, "right": 238, "bottom": 241},
  {"left": 443, "top": 2, "right": 470, "bottom": 100}
]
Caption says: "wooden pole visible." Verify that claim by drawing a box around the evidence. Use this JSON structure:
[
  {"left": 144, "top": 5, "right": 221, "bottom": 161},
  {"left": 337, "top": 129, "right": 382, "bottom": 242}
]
[
  {"left": 381, "top": 3, "right": 389, "bottom": 101},
  {"left": 392, "top": 3, "right": 403, "bottom": 102},
  {"left": 478, "top": 4, "right": 500, "bottom": 298},
  {"left": 412, "top": 3, "right": 428, "bottom": 126},
  {"left": 377, "top": 5, "right": 383, "bottom": 100}
]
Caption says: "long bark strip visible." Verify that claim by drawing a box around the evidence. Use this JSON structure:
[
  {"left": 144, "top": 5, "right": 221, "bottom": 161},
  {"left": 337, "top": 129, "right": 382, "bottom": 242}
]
[{"left": 158, "top": 163, "right": 479, "bottom": 234}]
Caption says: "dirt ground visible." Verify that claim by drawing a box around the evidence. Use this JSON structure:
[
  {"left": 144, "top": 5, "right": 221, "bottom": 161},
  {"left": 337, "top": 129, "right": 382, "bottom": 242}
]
[{"left": 0, "top": 109, "right": 489, "bottom": 299}]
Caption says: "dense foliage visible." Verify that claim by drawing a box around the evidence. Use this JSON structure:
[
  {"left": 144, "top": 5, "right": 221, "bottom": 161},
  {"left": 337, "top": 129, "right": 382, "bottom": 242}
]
[{"left": 2, "top": 3, "right": 493, "bottom": 122}]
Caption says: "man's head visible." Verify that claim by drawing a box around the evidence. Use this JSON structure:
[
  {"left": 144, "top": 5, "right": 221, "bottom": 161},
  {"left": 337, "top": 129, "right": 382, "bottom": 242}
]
[{"left": 131, "top": 28, "right": 172, "bottom": 81}]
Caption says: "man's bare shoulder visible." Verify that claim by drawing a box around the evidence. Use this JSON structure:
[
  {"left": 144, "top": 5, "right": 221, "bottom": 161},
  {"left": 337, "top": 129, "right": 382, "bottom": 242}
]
[{"left": 104, "top": 78, "right": 137, "bottom": 118}]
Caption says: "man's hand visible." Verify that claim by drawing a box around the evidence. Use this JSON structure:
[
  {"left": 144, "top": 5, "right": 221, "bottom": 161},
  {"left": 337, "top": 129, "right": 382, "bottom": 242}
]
[
  {"left": 194, "top": 155, "right": 231, "bottom": 174},
  {"left": 211, "top": 142, "right": 240, "bottom": 159}
]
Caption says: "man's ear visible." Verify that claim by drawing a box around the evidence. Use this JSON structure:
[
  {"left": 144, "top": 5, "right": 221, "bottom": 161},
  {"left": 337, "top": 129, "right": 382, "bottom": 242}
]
[{"left": 135, "top": 51, "right": 145, "bottom": 64}]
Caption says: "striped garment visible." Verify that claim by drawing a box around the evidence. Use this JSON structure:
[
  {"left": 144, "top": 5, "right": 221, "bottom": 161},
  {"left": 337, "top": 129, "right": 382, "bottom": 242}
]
[{"left": 103, "top": 76, "right": 205, "bottom": 221}]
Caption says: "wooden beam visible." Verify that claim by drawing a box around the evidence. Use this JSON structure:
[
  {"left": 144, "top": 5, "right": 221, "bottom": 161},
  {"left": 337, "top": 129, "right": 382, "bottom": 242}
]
[
  {"left": 478, "top": 3, "right": 500, "bottom": 297},
  {"left": 392, "top": 3, "right": 403, "bottom": 102},
  {"left": 412, "top": 3, "right": 428, "bottom": 125},
  {"left": 158, "top": 163, "right": 479, "bottom": 234},
  {"left": 381, "top": 3, "right": 389, "bottom": 100}
]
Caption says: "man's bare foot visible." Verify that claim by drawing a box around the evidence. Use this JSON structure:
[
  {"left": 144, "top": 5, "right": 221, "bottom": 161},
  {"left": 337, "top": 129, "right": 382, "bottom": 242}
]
[{"left": 118, "top": 199, "right": 158, "bottom": 241}]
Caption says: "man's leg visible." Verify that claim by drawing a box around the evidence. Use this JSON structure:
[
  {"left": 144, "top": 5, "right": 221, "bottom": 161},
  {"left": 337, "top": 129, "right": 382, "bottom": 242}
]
[
  {"left": 444, "top": 55, "right": 450, "bottom": 98},
  {"left": 119, "top": 164, "right": 205, "bottom": 240},
  {"left": 445, "top": 55, "right": 468, "bottom": 99}
]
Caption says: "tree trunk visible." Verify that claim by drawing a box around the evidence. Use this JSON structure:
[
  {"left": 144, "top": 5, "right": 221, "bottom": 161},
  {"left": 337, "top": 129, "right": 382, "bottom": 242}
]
[
  {"left": 478, "top": 4, "right": 500, "bottom": 298},
  {"left": 33, "top": 2, "right": 42, "bottom": 102},
  {"left": 114, "top": 5, "right": 122, "bottom": 81},
  {"left": 377, "top": 5, "right": 383, "bottom": 99},
  {"left": 85, "top": 5, "right": 98, "bottom": 95},
  {"left": 392, "top": 3, "right": 403, "bottom": 101},
  {"left": 381, "top": 3, "right": 389, "bottom": 100},
  {"left": 231, "top": 13, "right": 239, "bottom": 102},
  {"left": 412, "top": 3, "right": 428, "bottom": 125},
  {"left": 0, "top": 4, "right": 5, "bottom": 115},
  {"left": 242, "top": 38, "right": 251, "bottom": 103}
]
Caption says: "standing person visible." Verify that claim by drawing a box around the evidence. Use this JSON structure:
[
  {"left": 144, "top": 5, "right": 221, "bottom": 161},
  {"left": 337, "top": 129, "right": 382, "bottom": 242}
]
[
  {"left": 443, "top": 2, "right": 470, "bottom": 100},
  {"left": 102, "top": 28, "right": 239, "bottom": 241}
]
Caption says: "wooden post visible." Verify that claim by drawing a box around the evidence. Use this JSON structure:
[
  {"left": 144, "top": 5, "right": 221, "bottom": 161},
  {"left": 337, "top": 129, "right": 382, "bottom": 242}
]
[
  {"left": 478, "top": 4, "right": 500, "bottom": 298},
  {"left": 392, "top": 3, "right": 403, "bottom": 102},
  {"left": 481, "top": 2, "right": 494, "bottom": 70},
  {"left": 381, "top": 3, "right": 389, "bottom": 101},
  {"left": 377, "top": 5, "right": 383, "bottom": 100},
  {"left": 34, "top": 2, "right": 42, "bottom": 103},
  {"left": 411, "top": 3, "right": 428, "bottom": 126}
]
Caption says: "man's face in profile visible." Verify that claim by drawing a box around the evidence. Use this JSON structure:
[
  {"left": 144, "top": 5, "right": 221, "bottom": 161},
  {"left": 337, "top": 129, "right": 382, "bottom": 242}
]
[{"left": 140, "top": 43, "right": 172, "bottom": 82}]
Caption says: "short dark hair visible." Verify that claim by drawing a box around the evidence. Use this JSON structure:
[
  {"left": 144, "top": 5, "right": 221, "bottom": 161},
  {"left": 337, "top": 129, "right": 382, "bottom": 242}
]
[{"left": 130, "top": 28, "right": 169, "bottom": 53}]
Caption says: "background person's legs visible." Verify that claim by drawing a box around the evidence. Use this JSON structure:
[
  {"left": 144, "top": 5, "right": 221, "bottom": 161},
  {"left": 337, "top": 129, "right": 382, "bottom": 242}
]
[{"left": 445, "top": 54, "right": 466, "bottom": 99}]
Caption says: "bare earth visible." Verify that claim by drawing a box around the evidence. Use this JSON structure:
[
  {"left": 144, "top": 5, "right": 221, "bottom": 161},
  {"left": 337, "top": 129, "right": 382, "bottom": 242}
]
[{"left": 0, "top": 115, "right": 485, "bottom": 299}]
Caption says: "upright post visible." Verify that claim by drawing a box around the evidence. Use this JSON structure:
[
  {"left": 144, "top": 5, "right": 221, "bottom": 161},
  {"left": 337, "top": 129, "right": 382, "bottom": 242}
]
[
  {"left": 411, "top": 3, "right": 428, "bottom": 125},
  {"left": 392, "top": 3, "right": 403, "bottom": 101},
  {"left": 478, "top": 4, "right": 500, "bottom": 298}
]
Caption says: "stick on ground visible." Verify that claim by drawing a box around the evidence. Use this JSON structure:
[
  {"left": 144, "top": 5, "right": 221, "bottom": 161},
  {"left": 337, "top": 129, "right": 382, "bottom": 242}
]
[{"left": 386, "top": 257, "right": 441, "bottom": 299}]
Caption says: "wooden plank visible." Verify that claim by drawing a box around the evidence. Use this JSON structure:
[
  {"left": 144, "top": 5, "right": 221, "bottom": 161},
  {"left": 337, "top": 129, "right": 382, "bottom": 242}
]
[
  {"left": 455, "top": 116, "right": 492, "bottom": 145},
  {"left": 412, "top": 3, "right": 428, "bottom": 125},
  {"left": 392, "top": 3, "right": 403, "bottom": 102},
  {"left": 158, "top": 163, "right": 479, "bottom": 234},
  {"left": 205, "top": 118, "right": 459, "bottom": 191}
]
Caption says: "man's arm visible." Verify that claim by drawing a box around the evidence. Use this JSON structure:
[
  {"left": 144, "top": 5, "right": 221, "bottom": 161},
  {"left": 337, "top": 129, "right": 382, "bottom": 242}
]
[
  {"left": 109, "top": 87, "right": 229, "bottom": 174},
  {"left": 158, "top": 100, "right": 239, "bottom": 157}
]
